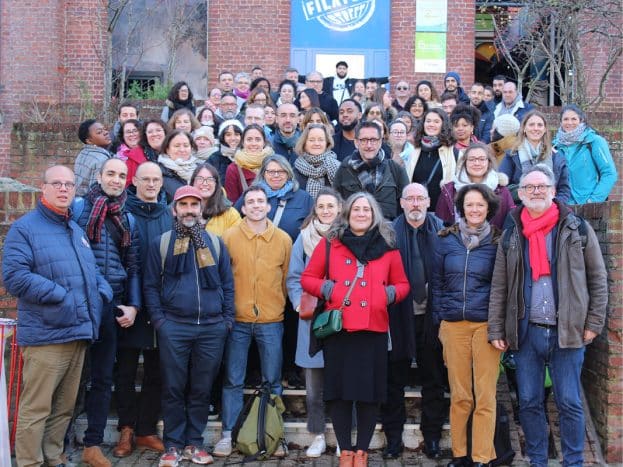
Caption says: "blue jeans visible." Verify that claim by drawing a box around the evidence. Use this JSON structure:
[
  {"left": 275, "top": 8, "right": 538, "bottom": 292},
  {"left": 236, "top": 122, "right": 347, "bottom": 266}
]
[
  {"left": 158, "top": 320, "right": 228, "bottom": 449},
  {"left": 221, "top": 322, "right": 283, "bottom": 431},
  {"left": 514, "top": 323, "right": 585, "bottom": 467},
  {"left": 84, "top": 304, "right": 117, "bottom": 446}
]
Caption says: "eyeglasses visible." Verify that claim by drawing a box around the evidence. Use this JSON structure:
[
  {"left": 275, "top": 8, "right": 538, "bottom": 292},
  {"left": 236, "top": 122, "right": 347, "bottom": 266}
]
[
  {"left": 396, "top": 86, "right": 409, "bottom": 91},
  {"left": 46, "top": 181, "right": 76, "bottom": 190},
  {"left": 194, "top": 176, "right": 216, "bottom": 185},
  {"left": 266, "top": 170, "right": 287, "bottom": 177},
  {"left": 390, "top": 130, "right": 406, "bottom": 136},
  {"left": 466, "top": 157, "right": 488, "bottom": 163},
  {"left": 402, "top": 196, "right": 428, "bottom": 204},
  {"left": 519, "top": 184, "right": 553, "bottom": 193},
  {"left": 124, "top": 129, "right": 139, "bottom": 135},
  {"left": 307, "top": 80, "right": 323, "bottom": 84},
  {"left": 357, "top": 137, "right": 381, "bottom": 145}
]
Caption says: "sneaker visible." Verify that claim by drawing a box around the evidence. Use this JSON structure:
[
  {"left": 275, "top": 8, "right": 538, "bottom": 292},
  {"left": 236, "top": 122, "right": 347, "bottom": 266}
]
[
  {"left": 212, "top": 437, "right": 232, "bottom": 457},
  {"left": 182, "top": 445, "right": 214, "bottom": 465},
  {"left": 158, "top": 447, "right": 181, "bottom": 467},
  {"left": 274, "top": 440, "right": 288, "bottom": 458},
  {"left": 306, "top": 434, "right": 326, "bottom": 458}
]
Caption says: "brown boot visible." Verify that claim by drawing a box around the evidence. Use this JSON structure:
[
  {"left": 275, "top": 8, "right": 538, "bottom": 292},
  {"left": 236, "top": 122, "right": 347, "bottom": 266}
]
[
  {"left": 353, "top": 449, "right": 368, "bottom": 467},
  {"left": 339, "top": 449, "right": 355, "bottom": 467},
  {"left": 135, "top": 434, "right": 165, "bottom": 453},
  {"left": 112, "top": 426, "right": 134, "bottom": 457},
  {"left": 82, "top": 446, "right": 112, "bottom": 467}
]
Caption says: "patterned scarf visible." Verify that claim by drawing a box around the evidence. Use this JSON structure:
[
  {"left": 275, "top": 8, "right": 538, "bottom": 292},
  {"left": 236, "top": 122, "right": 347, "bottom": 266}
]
[
  {"left": 347, "top": 149, "right": 386, "bottom": 194},
  {"left": 85, "top": 184, "right": 130, "bottom": 248},
  {"left": 294, "top": 151, "right": 340, "bottom": 199},
  {"left": 555, "top": 123, "right": 587, "bottom": 146},
  {"left": 172, "top": 219, "right": 219, "bottom": 288},
  {"left": 518, "top": 139, "right": 553, "bottom": 173},
  {"left": 116, "top": 143, "right": 131, "bottom": 162},
  {"left": 420, "top": 135, "right": 442, "bottom": 152}
]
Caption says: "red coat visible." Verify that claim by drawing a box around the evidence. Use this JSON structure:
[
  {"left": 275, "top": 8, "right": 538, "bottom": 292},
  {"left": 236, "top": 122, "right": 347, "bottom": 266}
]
[{"left": 301, "top": 238, "right": 410, "bottom": 333}]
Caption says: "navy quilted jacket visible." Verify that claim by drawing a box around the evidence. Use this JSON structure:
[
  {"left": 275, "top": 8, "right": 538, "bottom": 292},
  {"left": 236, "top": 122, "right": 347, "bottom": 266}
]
[
  {"left": 431, "top": 224, "right": 500, "bottom": 323},
  {"left": 74, "top": 197, "right": 141, "bottom": 307},
  {"left": 2, "top": 202, "right": 113, "bottom": 346}
]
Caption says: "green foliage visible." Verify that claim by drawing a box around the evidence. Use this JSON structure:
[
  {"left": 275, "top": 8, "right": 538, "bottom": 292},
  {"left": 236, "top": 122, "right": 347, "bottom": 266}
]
[{"left": 126, "top": 81, "right": 171, "bottom": 100}]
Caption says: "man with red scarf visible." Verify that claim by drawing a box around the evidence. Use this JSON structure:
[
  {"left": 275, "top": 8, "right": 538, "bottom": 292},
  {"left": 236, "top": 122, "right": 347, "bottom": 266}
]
[
  {"left": 74, "top": 158, "right": 141, "bottom": 467},
  {"left": 488, "top": 164, "right": 608, "bottom": 467}
]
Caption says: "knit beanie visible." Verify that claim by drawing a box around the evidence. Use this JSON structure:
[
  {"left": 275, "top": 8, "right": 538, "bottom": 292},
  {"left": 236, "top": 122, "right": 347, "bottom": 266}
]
[
  {"left": 193, "top": 125, "right": 215, "bottom": 143},
  {"left": 217, "top": 119, "right": 244, "bottom": 137},
  {"left": 493, "top": 114, "right": 520, "bottom": 137},
  {"left": 444, "top": 71, "right": 461, "bottom": 86}
]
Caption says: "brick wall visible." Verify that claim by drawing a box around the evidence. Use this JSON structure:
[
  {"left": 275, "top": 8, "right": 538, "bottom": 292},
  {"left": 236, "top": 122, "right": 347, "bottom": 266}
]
[
  {"left": 206, "top": 1, "right": 291, "bottom": 91},
  {"left": 0, "top": 0, "right": 106, "bottom": 177},
  {"left": 574, "top": 201, "right": 623, "bottom": 464}
]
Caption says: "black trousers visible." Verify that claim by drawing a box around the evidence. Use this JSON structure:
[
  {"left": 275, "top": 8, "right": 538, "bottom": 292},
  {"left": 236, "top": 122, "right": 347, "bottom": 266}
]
[
  {"left": 414, "top": 314, "right": 448, "bottom": 441},
  {"left": 114, "top": 347, "right": 162, "bottom": 436}
]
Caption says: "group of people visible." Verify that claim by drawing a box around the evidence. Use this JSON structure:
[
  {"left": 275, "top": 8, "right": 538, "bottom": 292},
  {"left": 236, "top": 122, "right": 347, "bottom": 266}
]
[{"left": 3, "top": 61, "right": 615, "bottom": 467}]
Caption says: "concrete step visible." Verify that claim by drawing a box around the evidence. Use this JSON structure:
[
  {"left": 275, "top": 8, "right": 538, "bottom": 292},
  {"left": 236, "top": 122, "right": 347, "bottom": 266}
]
[{"left": 72, "top": 415, "right": 452, "bottom": 450}]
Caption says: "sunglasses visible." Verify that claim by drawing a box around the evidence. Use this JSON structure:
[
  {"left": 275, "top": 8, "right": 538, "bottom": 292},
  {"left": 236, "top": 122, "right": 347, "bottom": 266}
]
[{"left": 396, "top": 86, "right": 409, "bottom": 91}]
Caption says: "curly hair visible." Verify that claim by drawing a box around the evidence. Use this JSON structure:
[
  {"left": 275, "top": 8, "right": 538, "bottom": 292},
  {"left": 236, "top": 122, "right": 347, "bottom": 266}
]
[{"left": 414, "top": 108, "right": 454, "bottom": 147}]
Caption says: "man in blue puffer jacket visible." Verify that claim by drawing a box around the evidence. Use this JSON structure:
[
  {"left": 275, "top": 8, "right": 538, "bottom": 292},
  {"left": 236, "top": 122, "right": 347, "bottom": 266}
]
[
  {"left": 74, "top": 158, "right": 141, "bottom": 466},
  {"left": 3, "top": 165, "right": 113, "bottom": 467}
]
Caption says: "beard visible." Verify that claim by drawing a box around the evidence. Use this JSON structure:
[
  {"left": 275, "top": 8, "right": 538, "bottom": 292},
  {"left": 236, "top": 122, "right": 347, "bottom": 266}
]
[{"left": 340, "top": 119, "right": 359, "bottom": 132}]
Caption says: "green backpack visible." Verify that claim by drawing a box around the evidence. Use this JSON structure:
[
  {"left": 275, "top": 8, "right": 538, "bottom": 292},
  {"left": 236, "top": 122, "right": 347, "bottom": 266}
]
[{"left": 232, "top": 384, "right": 286, "bottom": 461}]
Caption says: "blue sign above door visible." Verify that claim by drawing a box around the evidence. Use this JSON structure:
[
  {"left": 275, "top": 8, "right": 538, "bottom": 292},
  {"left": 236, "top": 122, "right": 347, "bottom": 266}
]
[{"left": 291, "top": 1, "right": 390, "bottom": 77}]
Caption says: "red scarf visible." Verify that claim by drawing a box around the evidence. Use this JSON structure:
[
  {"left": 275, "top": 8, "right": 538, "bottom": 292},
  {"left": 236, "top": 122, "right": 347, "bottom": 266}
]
[
  {"left": 521, "top": 203, "right": 559, "bottom": 281},
  {"left": 41, "top": 197, "right": 70, "bottom": 220}
]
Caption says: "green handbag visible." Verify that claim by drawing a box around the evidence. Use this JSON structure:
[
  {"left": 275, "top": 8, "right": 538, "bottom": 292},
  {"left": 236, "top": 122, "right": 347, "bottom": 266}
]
[
  {"left": 312, "top": 269, "right": 359, "bottom": 339},
  {"left": 312, "top": 308, "right": 343, "bottom": 339}
]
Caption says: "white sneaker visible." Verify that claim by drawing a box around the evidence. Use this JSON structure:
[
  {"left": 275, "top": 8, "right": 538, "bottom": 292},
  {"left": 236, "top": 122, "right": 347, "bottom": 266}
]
[
  {"left": 212, "top": 437, "right": 232, "bottom": 457},
  {"left": 306, "top": 434, "right": 326, "bottom": 458}
]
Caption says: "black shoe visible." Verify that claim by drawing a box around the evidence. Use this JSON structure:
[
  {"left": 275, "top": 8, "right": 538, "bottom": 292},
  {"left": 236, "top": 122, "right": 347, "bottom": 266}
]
[
  {"left": 472, "top": 463, "right": 490, "bottom": 467},
  {"left": 423, "top": 438, "right": 441, "bottom": 459},
  {"left": 382, "top": 440, "right": 402, "bottom": 459},
  {"left": 447, "top": 457, "right": 471, "bottom": 467}
]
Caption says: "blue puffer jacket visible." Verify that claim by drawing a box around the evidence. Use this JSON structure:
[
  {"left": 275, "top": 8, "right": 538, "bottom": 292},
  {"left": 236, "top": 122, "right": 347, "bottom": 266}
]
[
  {"left": 143, "top": 230, "right": 235, "bottom": 328},
  {"left": 74, "top": 197, "right": 141, "bottom": 307},
  {"left": 499, "top": 149, "right": 571, "bottom": 204},
  {"left": 553, "top": 127, "right": 618, "bottom": 205},
  {"left": 2, "top": 202, "right": 113, "bottom": 346},
  {"left": 431, "top": 224, "right": 500, "bottom": 323},
  {"left": 235, "top": 187, "right": 314, "bottom": 241}
]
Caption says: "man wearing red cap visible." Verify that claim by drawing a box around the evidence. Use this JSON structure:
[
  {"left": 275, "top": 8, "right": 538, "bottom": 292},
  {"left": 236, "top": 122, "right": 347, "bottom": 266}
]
[{"left": 143, "top": 185, "right": 235, "bottom": 466}]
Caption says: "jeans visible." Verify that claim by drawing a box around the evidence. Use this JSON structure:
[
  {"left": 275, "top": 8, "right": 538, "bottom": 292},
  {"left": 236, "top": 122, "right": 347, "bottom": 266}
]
[
  {"left": 84, "top": 305, "right": 117, "bottom": 447},
  {"left": 114, "top": 348, "right": 161, "bottom": 436},
  {"left": 221, "top": 322, "right": 283, "bottom": 431},
  {"left": 158, "top": 320, "right": 228, "bottom": 449},
  {"left": 514, "top": 323, "right": 585, "bottom": 467}
]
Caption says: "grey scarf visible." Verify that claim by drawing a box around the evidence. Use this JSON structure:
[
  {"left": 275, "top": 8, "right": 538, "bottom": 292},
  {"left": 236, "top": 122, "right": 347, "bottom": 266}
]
[{"left": 458, "top": 217, "right": 491, "bottom": 250}]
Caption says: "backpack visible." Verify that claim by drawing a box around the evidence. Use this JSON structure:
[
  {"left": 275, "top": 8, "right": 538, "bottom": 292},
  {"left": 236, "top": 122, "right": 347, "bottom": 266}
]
[{"left": 231, "top": 383, "right": 286, "bottom": 462}]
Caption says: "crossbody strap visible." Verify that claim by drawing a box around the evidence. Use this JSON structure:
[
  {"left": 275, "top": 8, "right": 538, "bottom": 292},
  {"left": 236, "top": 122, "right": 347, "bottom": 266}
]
[{"left": 272, "top": 198, "right": 288, "bottom": 227}]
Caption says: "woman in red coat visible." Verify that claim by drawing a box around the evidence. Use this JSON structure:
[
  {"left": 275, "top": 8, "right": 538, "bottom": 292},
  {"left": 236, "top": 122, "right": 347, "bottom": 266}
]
[{"left": 301, "top": 192, "right": 410, "bottom": 467}]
